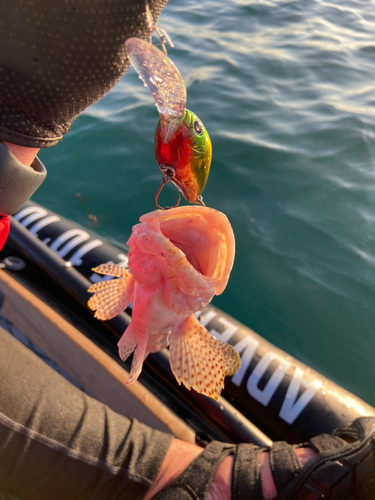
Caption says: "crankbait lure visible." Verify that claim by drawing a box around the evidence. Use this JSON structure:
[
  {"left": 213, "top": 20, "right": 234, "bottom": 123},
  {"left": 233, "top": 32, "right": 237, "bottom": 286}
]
[{"left": 125, "top": 37, "right": 212, "bottom": 208}]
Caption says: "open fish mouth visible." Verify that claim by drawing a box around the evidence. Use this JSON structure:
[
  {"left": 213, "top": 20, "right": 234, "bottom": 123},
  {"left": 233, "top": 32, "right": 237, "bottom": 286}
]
[
  {"left": 140, "top": 206, "right": 235, "bottom": 295},
  {"left": 160, "top": 215, "right": 219, "bottom": 276}
]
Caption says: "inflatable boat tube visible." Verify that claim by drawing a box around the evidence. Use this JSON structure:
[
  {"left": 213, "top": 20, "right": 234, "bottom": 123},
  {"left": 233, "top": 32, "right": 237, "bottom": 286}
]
[{"left": 4, "top": 200, "right": 375, "bottom": 445}]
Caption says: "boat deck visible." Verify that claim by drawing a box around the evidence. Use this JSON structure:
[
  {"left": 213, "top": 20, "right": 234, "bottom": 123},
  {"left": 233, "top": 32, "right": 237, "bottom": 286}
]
[{"left": 0, "top": 268, "right": 195, "bottom": 443}]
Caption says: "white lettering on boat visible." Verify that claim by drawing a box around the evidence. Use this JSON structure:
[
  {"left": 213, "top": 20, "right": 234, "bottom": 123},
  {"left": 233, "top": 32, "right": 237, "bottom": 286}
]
[
  {"left": 29, "top": 216, "right": 60, "bottom": 236},
  {"left": 279, "top": 367, "right": 317, "bottom": 424},
  {"left": 231, "top": 336, "right": 259, "bottom": 386},
  {"left": 210, "top": 317, "right": 238, "bottom": 343},
  {"left": 202, "top": 312, "right": 319, "bottom": 422},
  {"left": 49, "top": 229, "right": 90, "bottom": 258},
  {"left": 14, "top": 206, "right": 60, "bottom": 228},
  {"left": 197, "top": 309, "right": 217, "bottom": 326},
  {"left": 247, "top": 353, "right": 290, "bottom": 406},
  {"left": 69, "top": 239, "right": 103, "bottom": 267}
]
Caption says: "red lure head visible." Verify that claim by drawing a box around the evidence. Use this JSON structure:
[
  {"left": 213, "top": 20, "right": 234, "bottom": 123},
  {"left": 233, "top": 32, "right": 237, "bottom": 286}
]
[{"left": 154, "top": 109, "right": 212, "bottom": 204}]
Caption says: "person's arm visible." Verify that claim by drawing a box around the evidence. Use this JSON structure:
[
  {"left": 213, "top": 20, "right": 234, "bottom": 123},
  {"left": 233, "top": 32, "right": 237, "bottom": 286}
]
[
  {"left": 0, "top": 142, "right": 46, "bottom": 221},
  {"left": 0, "top": 0, "right": 168, "bottom": 243},
  {"left": 0, "top": 0, "right": 168, "bottom": 150}
]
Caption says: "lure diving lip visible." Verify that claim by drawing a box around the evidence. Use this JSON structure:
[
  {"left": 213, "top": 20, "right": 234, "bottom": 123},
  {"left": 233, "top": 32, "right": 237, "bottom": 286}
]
[{"left": 125, "top": 37, "right": 212, "bottom": 207}]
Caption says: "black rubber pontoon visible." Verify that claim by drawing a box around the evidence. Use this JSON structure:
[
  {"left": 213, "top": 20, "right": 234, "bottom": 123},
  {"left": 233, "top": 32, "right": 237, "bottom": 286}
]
[{"left": 2, "top": 200, "right": 374, "bottom": 446}]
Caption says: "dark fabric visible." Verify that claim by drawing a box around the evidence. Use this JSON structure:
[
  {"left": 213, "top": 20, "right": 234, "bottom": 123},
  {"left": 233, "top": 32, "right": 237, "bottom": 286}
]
[
  {"left": 334, "top": 418, "right": 371, "bottom": 442},
  {"left": 269, "top": 441, "right": 300, "bottom": 493},
  {"left": 232, "top": 443, "right": 264, "bottom": 500},
  {"left": 0, "top": 327, "right": 173, "bottom": 500},
  {"left": 0, "top": 143, "right": 46, "bottom": 215},
  {"left": 153, "top": 441, "right": 236, "bottom": 499},
  {"left": 0, "top": 0, "right": 168, "bottom": 148},
  {"left": 309, "top": 433, "right": 347, "bottom": 453},
  {"left": 0, "top": 216, "right": 9, "bottom": 250}
]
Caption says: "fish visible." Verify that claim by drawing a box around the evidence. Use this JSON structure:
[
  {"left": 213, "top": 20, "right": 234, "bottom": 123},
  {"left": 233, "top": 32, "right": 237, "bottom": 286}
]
[
  {"left": 125, "top": 37, "right": 212, "bottom": 206},
  {"left": 87, "top": 205, "right": 240, "bottom": 400}
]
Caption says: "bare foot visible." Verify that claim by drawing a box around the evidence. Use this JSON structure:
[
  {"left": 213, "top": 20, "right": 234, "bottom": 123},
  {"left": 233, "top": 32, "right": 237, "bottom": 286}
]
[{"left": 259, "top": 447, "right": 317, "bottom": 500}]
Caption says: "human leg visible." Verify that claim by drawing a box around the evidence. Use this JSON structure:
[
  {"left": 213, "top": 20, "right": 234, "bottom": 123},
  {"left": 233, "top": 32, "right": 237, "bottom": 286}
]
[
  {"left": 150, "top": 417, "right": 375, "bottom": 499},
  {"left": 1, "top": 324, "right": 374, "bottom": 500},
  {"left": 0, "top": 327, "right": 173, "bottom": 500}
]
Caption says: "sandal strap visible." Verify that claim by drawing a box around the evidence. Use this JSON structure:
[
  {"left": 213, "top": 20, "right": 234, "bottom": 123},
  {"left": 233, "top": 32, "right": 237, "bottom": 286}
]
[
  {"left": 269, "top": 441, "right": 300, "bottom": 493},
  {"left": 153, "top": 440, "right": 236, "bottom": 499},
  {"left": 309, "top": 433, "right": 347, "bottom": 453},
  {"left": 232, "top": 443, "right": 264, "bottom": 500},
  {"left": 333, "top": 418, "right": 363, "bottom": 441}
]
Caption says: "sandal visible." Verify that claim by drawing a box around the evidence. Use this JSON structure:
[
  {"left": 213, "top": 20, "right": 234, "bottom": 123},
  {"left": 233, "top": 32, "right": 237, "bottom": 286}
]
[
  {"left": 152, "top": 417, "right": 375, "bottom": 499},
  {"left": 233, "top": 416, "right": 375, "bottom": 499}
]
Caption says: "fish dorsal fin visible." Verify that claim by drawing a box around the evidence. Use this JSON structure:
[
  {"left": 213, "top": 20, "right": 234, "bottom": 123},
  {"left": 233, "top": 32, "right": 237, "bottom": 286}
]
[
  {"left": 215, "top": 338, "right": 241, "bottom": 376},
  {"left": 169, "top": 315, "right": 225, "bottom": 400},
  {"left": 87, "top": 265, "right": 134, "bottom": 320}
]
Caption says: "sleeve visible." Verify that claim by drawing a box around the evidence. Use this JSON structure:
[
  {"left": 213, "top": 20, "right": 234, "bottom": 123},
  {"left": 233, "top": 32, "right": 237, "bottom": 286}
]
[
  {"left": 0, "top": 327, "right": 173, "bottom": 500},
  {"left": 0, "top": 142, "right": 47, "bottom": 216},
  {"left": 0, "top": 0, "right": 168, "bottom": 148}
]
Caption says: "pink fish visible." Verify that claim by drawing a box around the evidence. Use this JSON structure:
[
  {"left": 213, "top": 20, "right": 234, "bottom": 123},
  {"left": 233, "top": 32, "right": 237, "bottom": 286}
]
[{"left": 87, "top": 206, "right": 240, "bottom": 400}]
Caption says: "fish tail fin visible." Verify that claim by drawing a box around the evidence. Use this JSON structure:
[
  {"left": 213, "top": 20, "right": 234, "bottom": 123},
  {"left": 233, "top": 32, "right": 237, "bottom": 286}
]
[
  {"left": 87, "top": 267, "right": 134, "bottom": 320},
  {"left": 169, "top": 315, "right": 225, "bottom": 400},
  {"left": 215, "top": 338, "right": 241, "bottom": 376},
  {"left": 118, "top": 324, "right": 148, "bottom": 385}
]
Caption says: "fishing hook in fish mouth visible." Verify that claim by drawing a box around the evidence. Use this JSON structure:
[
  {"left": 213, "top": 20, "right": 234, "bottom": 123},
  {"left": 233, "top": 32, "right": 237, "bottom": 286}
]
[{"left": 154, "top": 164, "right": 181, "bottom": 210}]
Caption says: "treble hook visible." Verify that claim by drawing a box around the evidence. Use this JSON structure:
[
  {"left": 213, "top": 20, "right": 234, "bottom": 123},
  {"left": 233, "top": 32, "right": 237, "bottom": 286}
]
[
  {"left": 154, "top": 165, "right": 181, "bottom": 210},
  {"left": 145, "top": 0, "right": 174, "bottom": 55}
]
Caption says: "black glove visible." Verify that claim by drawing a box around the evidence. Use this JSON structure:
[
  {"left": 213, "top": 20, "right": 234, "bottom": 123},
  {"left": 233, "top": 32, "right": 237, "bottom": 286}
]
[{"left": 0, "top": 0, "right": 168, "bottom": 148}]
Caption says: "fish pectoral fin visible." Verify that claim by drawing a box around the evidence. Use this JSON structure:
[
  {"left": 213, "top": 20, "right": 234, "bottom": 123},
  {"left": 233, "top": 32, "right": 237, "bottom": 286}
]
[
  {"left": 87, "top": 270, "right": 134, "bottom": 321},
  {"left": 169, "top": 315, "right": 225, "bottom": 400},
  {"left": 92, "top": 263, "right": 129, "bottom": 278},
  {"left": 118, "top": 324, "right": 148, "bottom": 385},
  {"left": 215, "top": 338, "right": 241, "bottom": 376}
]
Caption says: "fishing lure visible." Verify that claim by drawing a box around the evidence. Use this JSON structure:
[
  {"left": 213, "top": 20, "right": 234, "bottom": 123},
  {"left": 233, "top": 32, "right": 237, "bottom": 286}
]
[
  {"left": 144, "top": 0, "right": 174, "bottom": 55},
  {"left": 125, "top": 37, "right": 212, "bottom": 208}
]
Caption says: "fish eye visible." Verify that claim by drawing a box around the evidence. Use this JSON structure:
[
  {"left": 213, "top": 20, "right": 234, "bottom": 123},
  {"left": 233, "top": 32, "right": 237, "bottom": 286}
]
[{"left": 194, "top": 119, "right": 203, "bottom": 136}]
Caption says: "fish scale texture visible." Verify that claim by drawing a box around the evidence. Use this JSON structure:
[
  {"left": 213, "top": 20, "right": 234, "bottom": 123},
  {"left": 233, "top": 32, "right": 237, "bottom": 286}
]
[{"left": 0, "top": 0, "right": 168, "bottom": 148}]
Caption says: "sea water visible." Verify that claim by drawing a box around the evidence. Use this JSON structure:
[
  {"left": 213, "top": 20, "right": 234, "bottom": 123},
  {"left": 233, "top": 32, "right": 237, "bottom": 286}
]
[{"left": 36, "top": 0, "right": 375, "bottom": 406}]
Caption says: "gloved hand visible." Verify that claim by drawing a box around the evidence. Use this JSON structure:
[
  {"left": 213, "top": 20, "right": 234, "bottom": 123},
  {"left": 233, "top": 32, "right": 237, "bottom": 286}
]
[
  {"left": 0, "top": 0, "right": 168, "bottom": 149},
  {"left": 0, "top": 216, "right": 10, "bottom": 251}
]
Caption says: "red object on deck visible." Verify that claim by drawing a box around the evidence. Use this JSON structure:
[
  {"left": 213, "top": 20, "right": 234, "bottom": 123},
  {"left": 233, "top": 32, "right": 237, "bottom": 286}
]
[{"left": 0, "top": 216, "right": 10, "bottom": 251}]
